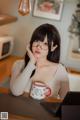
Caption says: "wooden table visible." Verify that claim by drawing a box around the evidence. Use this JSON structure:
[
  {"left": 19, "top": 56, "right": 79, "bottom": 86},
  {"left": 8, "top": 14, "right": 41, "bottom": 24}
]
[
  {"left": 8, "top": 113, "right": 35, "bottom": 120},
  {"left": 0, "top": 87, "right": 61, "bottom": 120}
]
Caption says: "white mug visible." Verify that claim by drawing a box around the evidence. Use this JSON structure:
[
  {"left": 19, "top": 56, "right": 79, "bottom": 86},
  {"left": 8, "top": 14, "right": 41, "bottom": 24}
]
[{"left": 30, "top": 81, "right": 51, "bottom": 100}]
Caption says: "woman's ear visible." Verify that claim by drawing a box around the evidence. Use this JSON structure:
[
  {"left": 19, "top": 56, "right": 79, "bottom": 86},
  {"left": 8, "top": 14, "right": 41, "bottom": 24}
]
[{"left": 51, "top": 44, "right": 58, "bottom": 52}]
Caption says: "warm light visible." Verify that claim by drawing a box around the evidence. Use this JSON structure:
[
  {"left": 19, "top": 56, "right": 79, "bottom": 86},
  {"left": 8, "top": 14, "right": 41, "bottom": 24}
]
[{"left": 18, "top": 0, "right": 30, "bottom": 16}]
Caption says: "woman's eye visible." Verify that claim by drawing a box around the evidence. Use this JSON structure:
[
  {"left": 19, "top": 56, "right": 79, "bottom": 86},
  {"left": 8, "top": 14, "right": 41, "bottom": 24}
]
[{"left": 44, "top": 43, "right": 48, "bottom": 46}]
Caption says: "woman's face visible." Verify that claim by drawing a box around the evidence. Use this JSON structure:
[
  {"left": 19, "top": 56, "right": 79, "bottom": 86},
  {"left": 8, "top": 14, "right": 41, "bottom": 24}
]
[{"left": 32, "top": 36, "right": 48, "bottom": 60}]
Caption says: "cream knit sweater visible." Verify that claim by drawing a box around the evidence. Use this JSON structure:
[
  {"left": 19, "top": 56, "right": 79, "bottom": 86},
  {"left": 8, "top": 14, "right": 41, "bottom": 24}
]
[{"left": 10, "top": 60, "right": 69, "bottom": 99}]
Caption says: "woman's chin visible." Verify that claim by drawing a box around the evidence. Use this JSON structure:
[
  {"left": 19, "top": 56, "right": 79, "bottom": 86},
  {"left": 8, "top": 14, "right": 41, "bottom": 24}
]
[{"left": 34, "top": 54, "right": 40, "bottom": 59}]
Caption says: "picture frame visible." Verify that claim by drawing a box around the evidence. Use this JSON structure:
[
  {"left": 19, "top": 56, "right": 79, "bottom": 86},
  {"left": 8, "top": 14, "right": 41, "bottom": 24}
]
[{"left": 33, "top": 0, "right": 64, "bottom": 20}]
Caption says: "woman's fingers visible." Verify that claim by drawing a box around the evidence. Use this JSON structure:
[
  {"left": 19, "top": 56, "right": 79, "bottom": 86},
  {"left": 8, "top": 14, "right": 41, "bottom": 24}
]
[
  {"left": 26, "top": 44, "right": 30, "bottom": 52},
  {"left": 26, "top": 44, "right": 36, "bottom": 64}
]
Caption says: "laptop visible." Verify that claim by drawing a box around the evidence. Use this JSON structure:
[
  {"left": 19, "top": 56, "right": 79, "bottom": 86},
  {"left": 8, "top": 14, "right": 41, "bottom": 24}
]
[{"left": 40, "top": 91, "right": 80, "bottom": 117}]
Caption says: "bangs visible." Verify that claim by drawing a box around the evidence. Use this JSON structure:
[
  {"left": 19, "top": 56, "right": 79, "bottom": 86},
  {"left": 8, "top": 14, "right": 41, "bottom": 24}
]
[
  {"left": 31, "top": 29, "right": 47, "bottom": 42},
  {"left": 30, "top": 24, "right": 55, "bottom": 43}
]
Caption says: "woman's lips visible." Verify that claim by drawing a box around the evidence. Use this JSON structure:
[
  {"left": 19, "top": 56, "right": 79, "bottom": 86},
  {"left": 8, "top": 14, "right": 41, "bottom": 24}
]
[
  {"left": 35, "top": 51, "right": 41, "bottom": 54},
  {"left": 34, "top": 51, "right": 41, "bottom": 59}
]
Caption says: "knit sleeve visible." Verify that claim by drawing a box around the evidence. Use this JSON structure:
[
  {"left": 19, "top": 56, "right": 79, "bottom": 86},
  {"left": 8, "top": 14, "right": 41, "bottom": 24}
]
[{"left": 10, "top": 60, "right": 36, "bottom": 96}]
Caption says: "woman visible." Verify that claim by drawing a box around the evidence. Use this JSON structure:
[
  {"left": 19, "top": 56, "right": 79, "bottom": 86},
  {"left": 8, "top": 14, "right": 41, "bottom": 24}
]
[{"left": 10, "top": 23, "right": 69, "bottom": 99}]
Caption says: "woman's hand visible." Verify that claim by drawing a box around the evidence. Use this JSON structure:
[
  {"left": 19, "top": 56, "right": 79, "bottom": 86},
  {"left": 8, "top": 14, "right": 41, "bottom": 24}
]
[{"left": 26, "top": 44, "right": 36, "bottom": 64}]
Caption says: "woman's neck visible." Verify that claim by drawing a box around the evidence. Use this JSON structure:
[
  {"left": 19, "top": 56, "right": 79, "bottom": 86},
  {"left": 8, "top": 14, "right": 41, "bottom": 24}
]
[{"left": 36, "top": 58, "right": 48, "bottom": 68}]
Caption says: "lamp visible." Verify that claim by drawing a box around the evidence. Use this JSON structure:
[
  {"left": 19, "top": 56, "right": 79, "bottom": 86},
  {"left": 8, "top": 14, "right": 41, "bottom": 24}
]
[{"left": 18, "top": 0, "right": 30, "bottom": 16}]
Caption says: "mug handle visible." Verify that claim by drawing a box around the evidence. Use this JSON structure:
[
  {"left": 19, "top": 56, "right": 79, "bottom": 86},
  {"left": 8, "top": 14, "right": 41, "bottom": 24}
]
[{"left": 45, "top": 87, "right": 51, "bottom": 97}]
